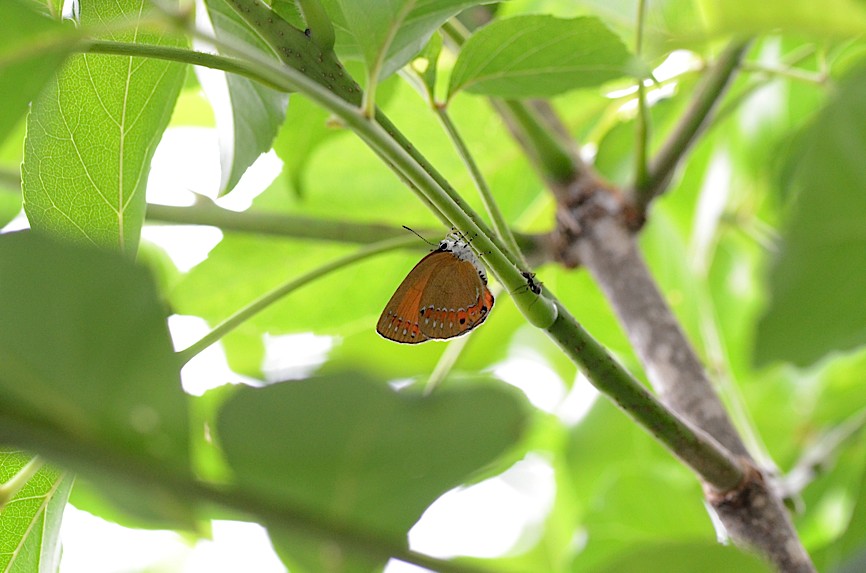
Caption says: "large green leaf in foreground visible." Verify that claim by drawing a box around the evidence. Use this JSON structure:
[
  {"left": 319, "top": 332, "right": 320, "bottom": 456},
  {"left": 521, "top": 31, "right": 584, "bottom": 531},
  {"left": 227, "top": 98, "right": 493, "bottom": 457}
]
[
  {"left": 0, "top": 231, "right": 188, "bottom": 474},
  {"left": 22, "top": 0, "right": 185, "bottom": 254},
  {"left": 217, "top": 373, "right": 527, "bottom": 571},
  {"left": 756, "top": 65, "right": 866, "bottom": 366}
]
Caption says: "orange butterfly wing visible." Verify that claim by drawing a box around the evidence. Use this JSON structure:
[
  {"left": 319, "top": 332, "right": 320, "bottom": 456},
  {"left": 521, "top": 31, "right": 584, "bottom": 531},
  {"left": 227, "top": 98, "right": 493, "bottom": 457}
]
[
  {"left": 377, "top": 250, "right": 494, "bottom": 344},
  {"left": 417, "top": 256, "right": 493, "bottom": 340},
  {"left": 376, "top": 251, "right": 439, "bottom": 343}
]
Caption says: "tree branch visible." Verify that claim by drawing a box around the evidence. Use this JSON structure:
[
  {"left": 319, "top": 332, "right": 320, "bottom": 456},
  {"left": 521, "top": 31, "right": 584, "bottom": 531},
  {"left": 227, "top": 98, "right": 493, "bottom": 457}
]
[{"left": 482, "top": 36, "right": 815, "bottom": 573}]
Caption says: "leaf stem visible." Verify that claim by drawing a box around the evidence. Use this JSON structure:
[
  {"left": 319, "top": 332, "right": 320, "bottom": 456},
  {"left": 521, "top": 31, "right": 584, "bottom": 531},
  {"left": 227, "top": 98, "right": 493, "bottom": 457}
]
[
  {"left": 633, "top": 0, "right": 650, "bottom": 190},
  {"left": 176, "top": 235, "right": 417, "bottom": 364},
  {"left": 146, "top": 201, "right": 414, "bottom": 244},
  {"left": 634, "top": 40, "right": 751, "bottom": 211},
  {"left": 434, "top": 105, "right": 528, "bottom": 267},
  {"left": 85, "top": 39, "right": 286, "bottom": 91}
]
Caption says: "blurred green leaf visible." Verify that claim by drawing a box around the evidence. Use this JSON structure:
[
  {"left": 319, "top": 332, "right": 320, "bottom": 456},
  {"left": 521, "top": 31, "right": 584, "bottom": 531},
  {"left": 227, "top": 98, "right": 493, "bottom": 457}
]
[
  {"left": 449, "top": 15, "right": 635, "bottom": 99},
  {"left": 203, "top": 0, "right": 289, "bottom": 195},
  {"left": 755, "top": 64, "right": 866, "bottom": 367},
  {"left": 21, "top": 0, "right": 186, "bottom": 254},
  {"left": 0, "top": 0, "right": 73, "bottom": 148},
  {"left": 0, "top": 450, "right": 72, "bottom": 573},
  {"left": 0, "top": 231, "right": 190, "bottom": 495},
  {"left": 217, "top": 372, "right": 528, "bottom": 571},
  {"left": 811, "top": 427, "right": 866, "bottom": 572},
  {"left": 701, "top": 0, "right": 866, "bottom": 38},
  {"left": 272, "top": 93, "right": 339, "bottom": 197}
]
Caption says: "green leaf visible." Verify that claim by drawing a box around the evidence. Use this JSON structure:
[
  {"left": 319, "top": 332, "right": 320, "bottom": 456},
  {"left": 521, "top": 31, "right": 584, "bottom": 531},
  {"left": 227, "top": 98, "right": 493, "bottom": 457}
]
[
  {"left": 203, "top": 0, "right": 289, "bottom": 195},
  {"left": 755, "top": 64, "right": 866, "bottom": 367},
  {"left": 217, "top": 373, "right": 527, "bottom": 570},
  {"left": 329, "top": 0, "right": 487, "bottom": 79},
  {"left": 0, "top": 0, "right": 73, "bottom": 147},
  {"left": 448, "top": 15, "right": 634, "bottom": 100},
  {"left": 0, "top": 450, "right": 73, "bottom": 573},
  {"left": 272, "top": 94, "right": 337, "bottom": 197},
  {"left": 409, "top": 32, "right": 442, "bottom": 103},
  {"left": 0, "top": 231, "right": 189, "bottom": 474},
  {"left": 702, "top": 0, "right": 866, "bottom": 38},
  {"left": 21, "top": 0, "right": 186, "bottom": 254}
]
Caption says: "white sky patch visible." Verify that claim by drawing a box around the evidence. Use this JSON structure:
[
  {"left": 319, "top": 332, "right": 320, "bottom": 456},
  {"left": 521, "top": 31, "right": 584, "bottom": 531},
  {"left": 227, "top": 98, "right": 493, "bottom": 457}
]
[
  {"left": 494, "top": 352, "right": 566, "bottom": 414},
  {"left": 60, "top": 506, "right": 190, "bottom": 573},
  {"left": 405, "top": 454, "right": 556, "bottom": 561},
  {"left": 169, "top": 314, "right": 260, "bottom": 395},
  {"left": 184, "top": 521, "right": 286, "bottom": 573},
  {"left": 142, "top": 224, "right": 223, "bottom": 272},
  {"left": 556, "top": 372, "right": 600, "bottom": 426},
  {"left": 0, "top": 209, "right": 28, "bottom": 233},
  {"left": 262, "top": 332, "right": 335, "bottom": 382},
  {"left": 147, "top": 127, "right": 222, "bottom": 206}
]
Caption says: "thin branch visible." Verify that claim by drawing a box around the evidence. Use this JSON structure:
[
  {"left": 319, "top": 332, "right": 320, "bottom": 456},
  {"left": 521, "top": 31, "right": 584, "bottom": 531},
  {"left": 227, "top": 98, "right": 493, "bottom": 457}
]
[
  {"left": 633, "top": 0, "right": 650, "bottom": 190},
  {"left": 635, "top": 40, "right": 752, "bottom": 211},
  {"left": 780, "top": 408, "right": 866, "bottom": 501},
  {"left": 86, "top": 40, "right": 286, "bottom": 92},
  {"left": 146, "top": 201, "right": 411, "bottom": 244},
  {"left": 434, "top": 105, "right": 528, "bottom": 267},
  {"left": 177, "top": 235, "right": 416, "bottom": 364}
]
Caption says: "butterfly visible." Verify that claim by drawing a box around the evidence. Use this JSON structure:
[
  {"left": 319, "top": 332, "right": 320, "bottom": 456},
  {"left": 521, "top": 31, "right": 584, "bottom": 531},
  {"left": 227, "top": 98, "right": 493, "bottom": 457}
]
[{"left": 377, "top": 232, "right": 494, "bottom": 344}]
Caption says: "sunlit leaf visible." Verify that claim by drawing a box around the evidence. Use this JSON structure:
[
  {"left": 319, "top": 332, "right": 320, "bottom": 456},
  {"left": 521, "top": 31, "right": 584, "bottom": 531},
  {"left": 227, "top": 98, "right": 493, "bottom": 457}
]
[{"left": 21, "top": 0, "right": 186, "bottom": 254}]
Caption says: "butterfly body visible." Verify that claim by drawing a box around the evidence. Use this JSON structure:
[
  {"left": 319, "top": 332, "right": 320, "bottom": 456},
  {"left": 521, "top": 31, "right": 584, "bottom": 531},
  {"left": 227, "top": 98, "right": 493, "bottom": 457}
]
[{"left": 377, "top": 233, "right": 494, "bottom": 344}]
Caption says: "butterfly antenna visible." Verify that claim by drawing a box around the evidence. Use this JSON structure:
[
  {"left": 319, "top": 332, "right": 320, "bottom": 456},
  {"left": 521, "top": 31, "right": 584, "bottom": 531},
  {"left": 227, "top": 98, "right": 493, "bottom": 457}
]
[{"left": 402, "top": 225, "right": 437, "bottom": 246}]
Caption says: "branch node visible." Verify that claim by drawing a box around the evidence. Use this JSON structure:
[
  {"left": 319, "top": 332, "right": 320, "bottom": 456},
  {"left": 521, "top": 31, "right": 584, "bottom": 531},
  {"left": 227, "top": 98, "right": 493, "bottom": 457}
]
[{"left": 703, "top": 457, "right": 762, "bottom": 506}]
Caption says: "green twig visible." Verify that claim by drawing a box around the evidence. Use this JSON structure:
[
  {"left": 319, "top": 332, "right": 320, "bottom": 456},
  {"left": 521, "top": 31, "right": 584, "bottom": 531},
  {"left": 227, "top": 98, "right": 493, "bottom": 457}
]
[
  {"left": 434, "top": 106, "right": 527, "bottom": 267},
  {"left": 424, "top": 333, "right": 473, "bottom": 395},
  {"left": 633, "top": 0, "right": 650, "bottom": 190},
  {"left": 740, "top": 61, "right": 828, "bottom": 85},
  {"left": 546, "top": 301, "right": 743, "bottom": 488},
  {"left": 177, "top": 235, "right": 417, "bottom": 364},
  {"left": 86, "top": 39, "right": 286, "bottom": 91},
  {"left": 146, "top": 201, "right": 414, "bottom": 244},
  {"left": 634, "top": 82, "right": 651, "bottom": 190},
  {"left": 634, "top": 40, "right": 752, "bottom": 211}
]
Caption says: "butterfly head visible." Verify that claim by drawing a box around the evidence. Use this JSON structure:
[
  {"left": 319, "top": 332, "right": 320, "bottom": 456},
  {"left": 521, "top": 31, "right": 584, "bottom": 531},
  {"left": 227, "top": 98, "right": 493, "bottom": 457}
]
[{"left": 440, "top": 232, "right": 487, "bottom": 283}]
